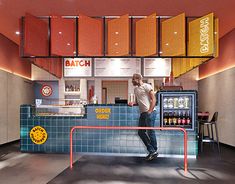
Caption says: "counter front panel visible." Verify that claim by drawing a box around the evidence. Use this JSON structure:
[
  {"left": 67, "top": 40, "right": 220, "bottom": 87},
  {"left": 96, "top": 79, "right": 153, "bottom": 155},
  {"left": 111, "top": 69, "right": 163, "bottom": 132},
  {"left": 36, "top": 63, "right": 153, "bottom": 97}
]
[{"left": 20, "top": 103, "right": 198, "bottom": 157}]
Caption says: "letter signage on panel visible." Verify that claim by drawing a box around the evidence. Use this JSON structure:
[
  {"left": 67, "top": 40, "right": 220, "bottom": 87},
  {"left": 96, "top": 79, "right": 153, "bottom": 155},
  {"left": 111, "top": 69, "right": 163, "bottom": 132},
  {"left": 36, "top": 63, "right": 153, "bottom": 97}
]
[
  {"left": 64, "top": 58, "right": 92, "bottom": 77},
  {"left": 188, "top": 13, "right": 214, "bottom": 56},
  {"left": 143, "top": 58, "right": 171, "bottom": 77}
]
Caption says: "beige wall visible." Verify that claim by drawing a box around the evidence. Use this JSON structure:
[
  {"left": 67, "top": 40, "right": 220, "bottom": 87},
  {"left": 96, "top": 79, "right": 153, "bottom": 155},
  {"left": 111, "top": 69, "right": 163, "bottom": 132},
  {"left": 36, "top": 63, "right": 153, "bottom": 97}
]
[
  {"left": 0, "top": 70, "right": 34, "bottom": 144},
  {"left": 174, "top": 68, "right": 199, "bottom": 90},
  {"left": 198, "top": 67, "right": 235, "bottom": 147},
  {"left": 102, "top": 81, "right": 128, "bottom": 104}
]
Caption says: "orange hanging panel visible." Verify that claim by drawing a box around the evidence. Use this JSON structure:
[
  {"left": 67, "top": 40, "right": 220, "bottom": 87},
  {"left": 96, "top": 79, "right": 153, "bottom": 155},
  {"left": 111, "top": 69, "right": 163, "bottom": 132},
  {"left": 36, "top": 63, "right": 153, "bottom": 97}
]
[
  {"left": 107, "top": 14, "right": 129, "bottom": 56},
  {"left": 136, "top": 13, "right": 157, "bottom": 56},
  {"left": 51, "top": 16, "right": 76, "bottom": 56},
  {"left": 78, "top": 14, "right": 103, "bottom": 56}
]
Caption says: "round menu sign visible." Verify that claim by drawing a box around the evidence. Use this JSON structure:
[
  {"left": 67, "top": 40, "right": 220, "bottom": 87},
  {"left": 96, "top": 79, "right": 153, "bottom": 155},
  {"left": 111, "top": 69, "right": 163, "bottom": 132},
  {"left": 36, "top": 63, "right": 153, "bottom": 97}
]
[
  {"left": 29, "top": 126, "right": 48, "bottom": 145},
  {"left": 41, "top": 85, "right": 53, "bottom": 97}
]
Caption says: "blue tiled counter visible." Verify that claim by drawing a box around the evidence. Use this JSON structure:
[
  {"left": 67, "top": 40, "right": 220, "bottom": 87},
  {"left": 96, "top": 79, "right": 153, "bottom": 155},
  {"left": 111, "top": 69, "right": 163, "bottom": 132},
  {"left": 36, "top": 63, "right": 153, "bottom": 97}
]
[{"left": 20, "top": 104, "right": 198, "bottom": 157}]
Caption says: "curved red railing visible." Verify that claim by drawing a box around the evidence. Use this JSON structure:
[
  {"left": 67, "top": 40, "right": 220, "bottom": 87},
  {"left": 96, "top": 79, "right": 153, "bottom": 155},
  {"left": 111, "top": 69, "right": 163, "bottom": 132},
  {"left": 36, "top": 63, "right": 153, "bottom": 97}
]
[{"left": 70, "top": 126, "right": 188, "bottom": 173}]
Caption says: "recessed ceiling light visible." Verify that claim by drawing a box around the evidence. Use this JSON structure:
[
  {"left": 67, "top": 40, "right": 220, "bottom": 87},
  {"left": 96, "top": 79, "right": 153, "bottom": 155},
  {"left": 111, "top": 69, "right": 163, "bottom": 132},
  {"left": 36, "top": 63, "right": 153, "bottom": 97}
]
[
  {"left": 115, "top": 31, "right": 119, "bottom": 34},
  {"left": 115, "top": 43, "right": 118, "bottom": 46},
  {"left": 214, "top": 32, "right": 217, "bottom": 34},
  {"left": 174, "top": 31, "right": 177, "bottom": 34},
  {"left": 59, "top": 31, "right": 62, "bottom": 34},
  {"left": 67, "top": 43, "right": 71, "bottom": 46},
  {"left": 165, "top": 43, "right": 169, "bottom": 46},
  {"left": 15, "top": 31, "right": 20, "bottom": 35},
  {"left": 159, "top": 51, "right": 163, "bottom": 54}
]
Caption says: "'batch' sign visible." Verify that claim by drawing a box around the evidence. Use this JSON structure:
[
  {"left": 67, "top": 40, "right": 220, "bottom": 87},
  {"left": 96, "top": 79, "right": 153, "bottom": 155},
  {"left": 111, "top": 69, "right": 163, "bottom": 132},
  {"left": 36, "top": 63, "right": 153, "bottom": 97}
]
[
  {"left": 30, "top": 126, "right": 48, "bottom": 145},
  {"left": 64, "top": 58, "right": 92, "bottom": 77},
  {"left": 188, "top": 13, "right": 214, "bottom": 56}
]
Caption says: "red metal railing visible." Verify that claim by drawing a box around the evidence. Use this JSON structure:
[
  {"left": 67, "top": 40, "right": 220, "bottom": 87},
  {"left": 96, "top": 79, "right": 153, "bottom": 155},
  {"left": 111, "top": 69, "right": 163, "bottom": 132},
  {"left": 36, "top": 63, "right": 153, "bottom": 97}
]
[{"left": 70, "top": 126, "right": 188, "bottom": 173}]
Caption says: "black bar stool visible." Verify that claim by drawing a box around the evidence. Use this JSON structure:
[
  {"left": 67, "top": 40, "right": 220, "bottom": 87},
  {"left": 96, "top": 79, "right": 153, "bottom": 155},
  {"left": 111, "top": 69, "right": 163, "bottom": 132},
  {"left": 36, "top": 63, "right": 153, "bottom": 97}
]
[{"left": 199, "top": 112, "right": 221, "bottom": 155}]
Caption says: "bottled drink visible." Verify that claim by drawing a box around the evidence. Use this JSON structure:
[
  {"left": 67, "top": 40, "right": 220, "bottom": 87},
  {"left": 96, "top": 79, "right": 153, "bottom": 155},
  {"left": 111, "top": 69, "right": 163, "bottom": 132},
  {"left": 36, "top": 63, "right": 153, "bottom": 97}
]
[
  {"left": 186, "top": 111, "right": 191, "bottom": 124},
  {"left": 177, "top": 111, "right": 182, "bottom": 125},
  {"left": 65, "top": 85, "right": 69, "bottom": 92},
  {"left": 173, "top": 97, "right": 179, "bottom": 109},
  {"left": 168, "top": 112, "right": 173, "bottom": 125},
  {"left": 168, "top": 97, "right": 174, "bottom": 108},
  {"left": 178, "top": 97, "right": 184, "bottom": 108},
  {"left": 163, "top": 98, "right": 168, "bottom": 108},
  {"left": 184, "top": 96, "right": 190, "bottom": 108},
  {"left": 181, "top": 111, "right": 186, "bottom": 125},
  {"left": 70, "top": 85, "right": 73, "bottom": 91},
  {"left": 173, "top": 111, "right": 177, "bottom": 125},
  {"left": 163, "top": 112, "right": 168, "bottom": 125}
]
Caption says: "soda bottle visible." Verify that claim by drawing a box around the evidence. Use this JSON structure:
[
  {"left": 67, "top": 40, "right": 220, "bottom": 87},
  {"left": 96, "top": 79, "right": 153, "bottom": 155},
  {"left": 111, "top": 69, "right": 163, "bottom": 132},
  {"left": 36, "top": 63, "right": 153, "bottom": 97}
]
[
  {"left": 186, "top": 110, "right": 191, "bottom": 124},
  {"left": 177, "top": 111, "right": 181, "bottom": 125},
  {"left": 168, "top": 112, "right": 173, "bottom": 125},
  {"left": 182, "top": 111, "right": 186, "bottom": 125},
  {"left": 163, "top": 112, "right": 168, "bottom": 125},
  {"left": 173, "top": 111, "right": 177, "bottom": 125}
]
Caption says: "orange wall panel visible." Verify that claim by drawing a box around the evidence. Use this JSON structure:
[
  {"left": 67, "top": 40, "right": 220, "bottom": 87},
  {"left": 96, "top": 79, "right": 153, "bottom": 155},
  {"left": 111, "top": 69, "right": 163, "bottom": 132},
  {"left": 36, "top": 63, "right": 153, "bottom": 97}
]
[
  {"left": 107, "top": 14, "right": 129, "bottom": 56},
  {"left": 51, "top": 16, "right": 76, "bottom": 56},
  {"left": 24, "top": 13, "right": 48, "bottom": 56},
  {"left": 199, "top": 29, "right": 235, "bottom": 79},
  {"left": 79, "top": 14, "right": 103, "bottom": 56},
  {"left": 136, "top": 13, "right": 157, "bottom": 56}
]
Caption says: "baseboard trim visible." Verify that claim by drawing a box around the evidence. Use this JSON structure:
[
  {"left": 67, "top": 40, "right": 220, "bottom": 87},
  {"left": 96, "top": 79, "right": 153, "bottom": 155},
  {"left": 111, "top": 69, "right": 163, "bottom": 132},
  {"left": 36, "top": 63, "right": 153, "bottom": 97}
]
[
  {"left": 0, "top": 139, "right": 20, "bottom": 147},
  {"left": 220, "top": 142, "right": 235, "bottom": 150}
]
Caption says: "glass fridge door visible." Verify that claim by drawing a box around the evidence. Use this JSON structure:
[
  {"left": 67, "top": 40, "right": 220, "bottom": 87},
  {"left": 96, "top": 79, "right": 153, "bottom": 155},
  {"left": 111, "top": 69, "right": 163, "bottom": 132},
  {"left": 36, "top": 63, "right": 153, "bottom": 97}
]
[{"left": 161, "top": 92, "right": 195, "bottom": 130}]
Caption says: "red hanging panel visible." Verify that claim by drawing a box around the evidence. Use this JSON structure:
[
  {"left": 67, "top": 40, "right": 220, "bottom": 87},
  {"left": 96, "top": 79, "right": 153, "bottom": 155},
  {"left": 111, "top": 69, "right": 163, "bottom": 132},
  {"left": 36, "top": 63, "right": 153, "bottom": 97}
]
[
  {"left": 78, "top": 14, "right": 103, "bottom": 56},
  {"left": 24, "top": 13, "right": 49, "bottom": 56},
  {"left": 51, "top": 16, "right": 76, "bottom": 56}
]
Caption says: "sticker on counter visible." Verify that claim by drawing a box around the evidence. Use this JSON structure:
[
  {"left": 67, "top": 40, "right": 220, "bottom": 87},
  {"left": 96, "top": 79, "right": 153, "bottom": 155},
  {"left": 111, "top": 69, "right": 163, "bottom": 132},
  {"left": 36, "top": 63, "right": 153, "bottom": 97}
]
[
  {"left": 95, "top": 108, "right": 111, "bottom": 120},
  {"left": 29, "top": 126, "right": 48, "bottom": 145},
  {"left": 41, "top": 85, "right": 53, "bottom": 97}
]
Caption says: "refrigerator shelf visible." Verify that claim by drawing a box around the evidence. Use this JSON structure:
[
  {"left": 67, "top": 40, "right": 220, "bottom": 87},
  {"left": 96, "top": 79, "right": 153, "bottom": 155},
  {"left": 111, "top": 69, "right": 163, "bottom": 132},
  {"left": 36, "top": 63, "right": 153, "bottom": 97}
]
[{"left": 163, "top": 108, "right": 190, "bottom": 110}]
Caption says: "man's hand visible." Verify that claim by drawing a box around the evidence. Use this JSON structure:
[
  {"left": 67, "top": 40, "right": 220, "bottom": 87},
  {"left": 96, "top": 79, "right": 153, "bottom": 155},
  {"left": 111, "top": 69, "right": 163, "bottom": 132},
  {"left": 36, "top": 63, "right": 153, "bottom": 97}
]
[
  {"left": 148, "top": 90, "right": 156, "bottom": 113},
  {"left": 128, "top": 102, "right": 134, "bottom": 106},
  {"left": 147, "top": 110, "right": 152, "bottom": 114}
]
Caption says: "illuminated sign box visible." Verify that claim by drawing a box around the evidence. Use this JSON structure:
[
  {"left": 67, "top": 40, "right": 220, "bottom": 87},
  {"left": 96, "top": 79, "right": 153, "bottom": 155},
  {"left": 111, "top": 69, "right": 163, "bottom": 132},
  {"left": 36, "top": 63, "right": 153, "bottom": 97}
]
[{"left": 143, "top": 58, "right": 171, "bottom": 77}]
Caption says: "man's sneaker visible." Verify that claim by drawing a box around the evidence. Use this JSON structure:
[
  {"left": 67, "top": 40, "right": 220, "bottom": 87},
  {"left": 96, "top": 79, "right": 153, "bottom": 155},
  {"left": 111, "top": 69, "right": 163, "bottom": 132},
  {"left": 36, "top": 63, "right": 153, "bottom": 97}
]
[{"left": 145, "top": 151, "right": 158, "bottom": 161}]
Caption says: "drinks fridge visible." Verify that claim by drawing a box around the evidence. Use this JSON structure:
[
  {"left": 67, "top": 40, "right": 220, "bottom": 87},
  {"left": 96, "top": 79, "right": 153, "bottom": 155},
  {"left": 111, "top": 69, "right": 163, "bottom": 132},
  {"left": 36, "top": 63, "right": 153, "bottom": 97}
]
[{"left": 159, "top": 90, "right": 197, "bottom": 131}]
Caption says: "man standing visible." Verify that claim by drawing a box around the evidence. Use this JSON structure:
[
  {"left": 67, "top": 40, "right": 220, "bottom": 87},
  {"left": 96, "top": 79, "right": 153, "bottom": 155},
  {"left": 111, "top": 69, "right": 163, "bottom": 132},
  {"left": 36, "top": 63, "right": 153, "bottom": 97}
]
[{"left": 131, "top": 73, "right": 158, "bottom": 161}]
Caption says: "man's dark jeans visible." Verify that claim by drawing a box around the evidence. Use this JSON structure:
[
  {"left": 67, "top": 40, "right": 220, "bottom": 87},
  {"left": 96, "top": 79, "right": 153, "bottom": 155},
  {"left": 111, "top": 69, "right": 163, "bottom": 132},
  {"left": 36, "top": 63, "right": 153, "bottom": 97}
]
[{"left": 138, "top": 111, "right": 157, "bottom": 154}]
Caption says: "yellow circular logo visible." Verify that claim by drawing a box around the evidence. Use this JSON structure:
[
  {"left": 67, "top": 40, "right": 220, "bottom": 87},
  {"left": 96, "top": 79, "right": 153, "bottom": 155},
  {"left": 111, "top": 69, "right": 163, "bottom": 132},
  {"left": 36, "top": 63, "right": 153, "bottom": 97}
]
[{"left": 30, "top": 126, "right": 48, "bottom": 145}]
